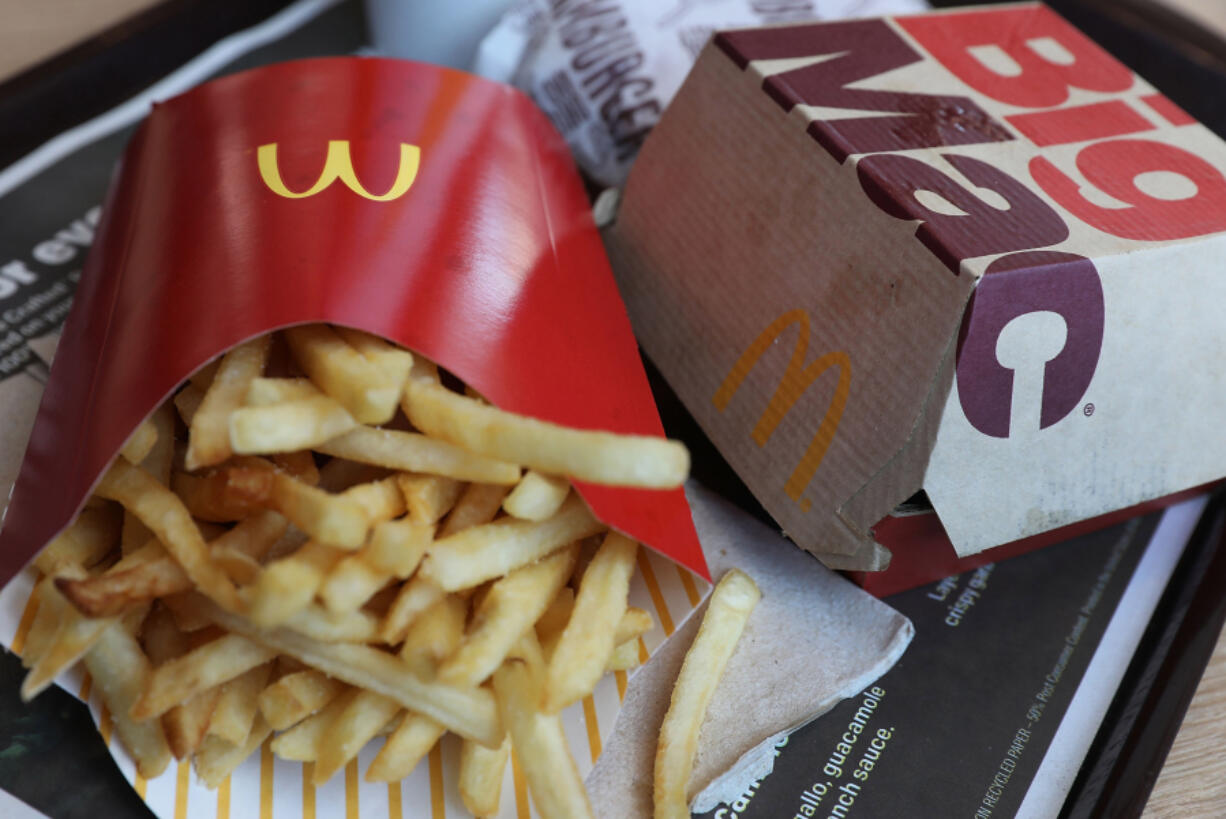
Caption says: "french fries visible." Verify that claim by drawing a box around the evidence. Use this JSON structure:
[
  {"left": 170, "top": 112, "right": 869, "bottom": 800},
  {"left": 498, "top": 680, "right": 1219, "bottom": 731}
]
[
  {"left": 18, "top": 323, "right": 717, "bottom": 819},
  {"left": 654, "top": 569, "right": 761, "bottom": 819}
]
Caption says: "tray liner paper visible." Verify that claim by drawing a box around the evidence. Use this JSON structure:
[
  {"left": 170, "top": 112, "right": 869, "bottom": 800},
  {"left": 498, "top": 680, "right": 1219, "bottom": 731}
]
[{"left": 0, "top": 56, "right": 706, "bottom": 585}]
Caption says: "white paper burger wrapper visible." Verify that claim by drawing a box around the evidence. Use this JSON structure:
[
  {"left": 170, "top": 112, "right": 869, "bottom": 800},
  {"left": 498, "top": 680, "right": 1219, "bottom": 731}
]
[{"left": 0, "top": 479, "right": 911, "bottom": 817}]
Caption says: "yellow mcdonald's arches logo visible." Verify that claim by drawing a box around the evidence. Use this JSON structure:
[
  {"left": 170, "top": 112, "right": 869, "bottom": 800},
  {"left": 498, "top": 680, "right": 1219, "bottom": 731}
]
[
  {"left": 256, "top": 140, "right": 420, "bottom": 201},
  {"left": 713, "top": 309, "right": 850, "bottom": 506}
]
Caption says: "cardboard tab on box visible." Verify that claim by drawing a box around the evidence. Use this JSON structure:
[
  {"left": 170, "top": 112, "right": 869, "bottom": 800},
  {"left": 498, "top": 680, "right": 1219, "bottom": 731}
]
[{"left": 606, "top": 4, "right": 1226, "bottom": 574}]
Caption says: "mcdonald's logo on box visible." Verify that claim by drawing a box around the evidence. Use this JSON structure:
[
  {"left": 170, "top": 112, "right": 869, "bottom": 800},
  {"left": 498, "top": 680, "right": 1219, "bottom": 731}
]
[{"left": 605, "top": 3, "right": 1226, "bottom": 581}]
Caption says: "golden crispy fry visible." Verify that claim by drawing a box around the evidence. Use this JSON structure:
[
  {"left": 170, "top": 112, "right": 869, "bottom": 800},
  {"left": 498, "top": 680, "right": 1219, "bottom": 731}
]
[
  {"left": 83, "top": 622, "right": 171, "bottom": 779},
  {"left": 317, "top": 525, "right": 419, "bottom": 614},
  {"left": 120, "top": 418, "right": 158, "bottom": 464},
  {"left": 342, "top": 476, "right": 406, "bottom": 523},
  {"left": 399, "top": 594, "right": 467, "bottom": 677},
  {"left": 544, "top": 532, "right": 637, "bottom": 713},
  {"left": 605, "top": 639, "right": 641, "bottom": 672},
  {"left": 284, "top": 324, "right": 401, "bottom": 424},
  {"left": 503, "top": 470, "right": 571, "bottom": 521},
  {"left": 132, "top": 633, "right": 276, "bottom": 720},
  {"left": 365, "top": 712, "right": 446, "bottom": 783},
  {"left": 420, "top": 493, "right": 603, "bottom": 592},
  {"left": 194, "top": 713, "right": 273, "bottom": 788},
  {"left": 207, "top": 661, "right": 273, "bottom": 746},
  {"left": 492, "top": 643, "right": 593, "bottom": 819},
  {"left": 380, "top": 576, "right": 447, "bottom": 645},
  {"left": 458, "top": 735, "right": 510, "bottom": 816},
  {"left": 204, "top": 601, "right": 502, "bottom": 747},
  {"left": 257, "top": 668, "right": 346, "bottom": 731},
  {"left": 616, "top": 606, "right": 654, "bottom": 644},
  {"left": 333, "top": 326, "right": 414, "bottom": 387},
  {"left": 94, "top": 459, "right": 243, "bottom": 612},
  {"left": 312, "top": 689, "right": 401, "bottom": 784},
  {"left": 439, "top": 482, "right": 511, "bottom": 537},
  {"left": 230, "top": 395, "right": 356, "bottom": 454},
  {"left": 244, "top": 377, "right": 320, "bottom": 405},
  {"left": 282, "top": 604, "right": 380, "bottom": 644},
  {"left": 396, "top": 473, "right": 464, "bottom": 524},
  {"left": 318, "top": 426, "right": 521, "bottom": 485},
  {"left": 172, "top": 464, "right": 275, "bottom": 522},
  {"left": 33, "top": 504, "right": 121, "bottom": 576},
  {"left": 439, "top": 546, "right": 576, "bottom": 687},
  {"left": 654, "top": 570, "right": 761, "bottom": 819},
  {"left": 247, "top": 540, "right": 343, "bottom": 627},
  {"left": 164, "top": 684, "right": 224, "bottom": 759},
  {"left": 266, "top": 471, "right": 369, "bottom": 549},
  {"left": 185, "top": 336, "right": 271, "bottom": 470},
  {"left": 404, "top": 377, "right": 688, "bottom": 488}
]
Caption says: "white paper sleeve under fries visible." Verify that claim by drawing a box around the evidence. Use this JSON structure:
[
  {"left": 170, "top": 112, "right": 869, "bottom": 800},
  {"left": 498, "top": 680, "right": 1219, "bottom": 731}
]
[{"left": 0, "top": 58, "right": 911, "bottom": 818}]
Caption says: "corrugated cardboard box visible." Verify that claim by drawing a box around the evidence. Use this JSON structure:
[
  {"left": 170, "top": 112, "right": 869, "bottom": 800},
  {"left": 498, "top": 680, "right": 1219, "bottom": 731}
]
[{"left": 606, "top": 3, "right": 1226, "bottom": 572}]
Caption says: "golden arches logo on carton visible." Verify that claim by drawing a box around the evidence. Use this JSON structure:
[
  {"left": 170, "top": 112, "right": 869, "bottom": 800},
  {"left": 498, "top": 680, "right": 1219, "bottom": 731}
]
[
  {"left": 256, "top": 140, "right": 421, "bottom": 201},
  {"left": 714, "top": 309, "right": 850, "bottom": 508}
]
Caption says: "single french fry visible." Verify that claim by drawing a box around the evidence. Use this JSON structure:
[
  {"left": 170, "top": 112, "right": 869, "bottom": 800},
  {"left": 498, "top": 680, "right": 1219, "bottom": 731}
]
[
  {"left": 258, "top": 669, "right": 346, "bottom": 731},
  {"left": 33, "top": 504, "right": 121, "bottom": 576},
  {"left": 132, "top": 633, "right": 277, "bottom": 720},
  {"left": 334, "top": 326, "right": 414, "bottom": 386},
  {"left": 654, "top": 570, "right": 761, "bottom": 819},
  {"left": 543, "top": 532, "right": 637, "bottom": 712},
  {"left": 230, "top": 395, "right": 356, "bottom": 454},
  {"left": 399, "top": 594, "right": 467, "bottom": 677},
  {"left": 164, "top": 684, "right": 224, "bottom": 759},
  {"left": 363, "top": 518, "right": 433, "bottom": 579},
  {"left": 203, "top": 601, "right": 502, "bottom": 747},
  {"left": 492, "top": 645, "right": 593, "bottom": 819},
  {"left": 266, "top": 471, "right": 369, "bottom": 548},
  {"left": 94, "top": 459, "right": 242, "bottom": 612},
  {"left": 194, "top": 713, "right": 273, "bottom": 789},
  {"left": 247, "top": 540, "right": 344, "bottom": 627},
  {"left": 342, "top": 476, "right": 406, "bottom": 523},
  {"left": 312, "top": 689, "right": 402, "bottom": 784},
  {"left": 83, "top": 622, "right": 171, "bottom": 779},
  {"left": 404, "top": 377, "right": 688, "bottom": 488},
  {"left": 318, "top": 549, "right": 392, "bottom": 615},
  {"left": 282, "top": 604, "right": 380, "bottom": 644},
  {"left": 207, "top": 661, "right": 273, "bottom": 746},
  {"left": 120, "top": 418, "right": 158, "bottom": 464},
  {"left": 20, "top": 580, "right": 62, "bottom": 669},
  {"left": 396, "top": 473, "right": 464, "bottom": 524},
  {"left": 605, "top": 639, "right": 641, "bottom": 672},
  {"left": 420, "top": 494, "right": 603, "bottom": 591},
  {"left": 503, "top": 470, "right": 571, "bottom": 521},
  {"left": 365, "top": 712, "right": 446, "bottom": 782},
  {"left": 615, "top": 607, "right": 654, "bottom": 644},
  {"left": 284, "top": 324, "right": 401, "bottom": 424},
  {"left": 244, "top": 377, "right": 320, "bottom": 405},
  {"left": 439, "top": 482, "right": 511, "bottom": 537},
  {"left": 439, "top": 546, "right": 576, "bottom": 687},
  {"left": 317, "top": 426, "right": 521, "bottom": 485},
  {"left": 458, "top": 735, "right": 511, "bottom": 816},
  {"left": 172, "top": 465, "right": 275, "bottom": 522},
  {"left": 185, "top": 336, "right": 271, "bottom": 470},
  {"left": 380, "top": 576, "right": 447, "bottom": 645}
]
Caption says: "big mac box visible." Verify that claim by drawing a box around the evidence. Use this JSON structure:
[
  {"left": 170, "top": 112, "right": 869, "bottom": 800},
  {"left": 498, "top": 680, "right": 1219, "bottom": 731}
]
[{"left": 604, "top": 3, "right": 1226, "bottom": 593}]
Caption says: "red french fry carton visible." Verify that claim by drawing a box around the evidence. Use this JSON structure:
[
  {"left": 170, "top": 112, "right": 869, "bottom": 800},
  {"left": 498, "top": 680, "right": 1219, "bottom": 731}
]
[
  {"left": 605, "top": 3, "right": 1226, "bottom": 584},
  {"left": 0, "top": 56, "right": 706, "bottom": 586}
]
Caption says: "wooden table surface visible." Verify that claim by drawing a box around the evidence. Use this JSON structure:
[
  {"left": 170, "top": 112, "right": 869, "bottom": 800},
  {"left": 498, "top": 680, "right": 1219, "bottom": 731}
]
[{"left": 2, "top": 1, "right": 1224, "bottom": 817}]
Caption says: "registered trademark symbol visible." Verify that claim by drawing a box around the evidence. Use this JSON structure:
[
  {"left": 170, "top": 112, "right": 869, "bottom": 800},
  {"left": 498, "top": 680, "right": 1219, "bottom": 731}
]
[{"left": 1083, "top": 403, "right": 1095, "bottom": 417}]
